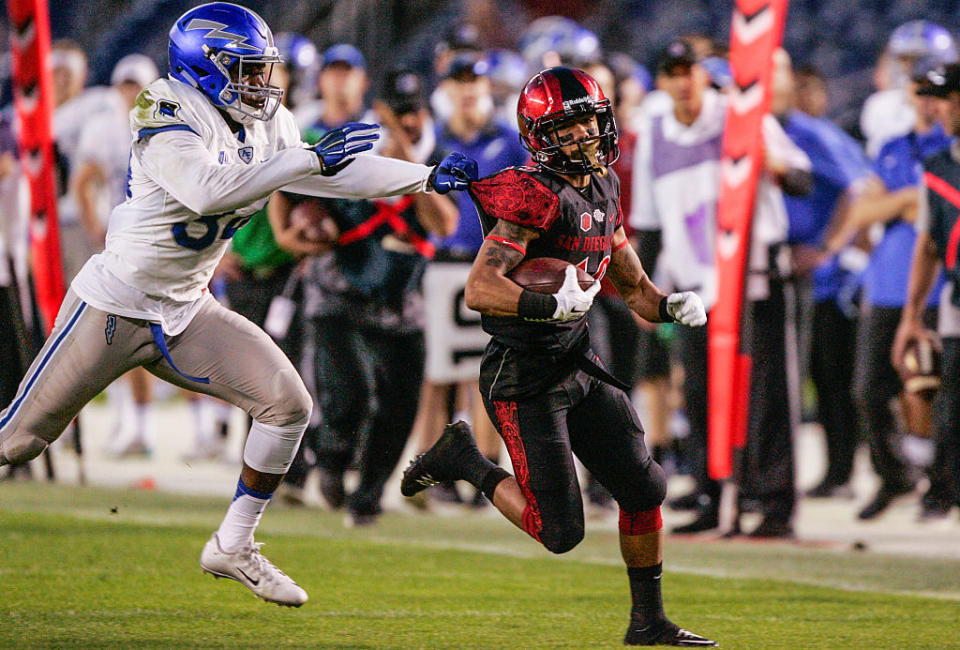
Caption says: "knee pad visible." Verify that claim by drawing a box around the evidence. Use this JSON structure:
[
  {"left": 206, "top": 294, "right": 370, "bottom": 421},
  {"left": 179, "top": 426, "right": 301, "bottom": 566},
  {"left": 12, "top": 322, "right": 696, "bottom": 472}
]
[
  {"left": 539, "top": 520, "right": 585, "bottom": 554},
  {"left": 242, "top": 416, "right": 308, "bottom": 474},
  {"left": 616, "top": 459, "right": 667, "bottom": 512}
]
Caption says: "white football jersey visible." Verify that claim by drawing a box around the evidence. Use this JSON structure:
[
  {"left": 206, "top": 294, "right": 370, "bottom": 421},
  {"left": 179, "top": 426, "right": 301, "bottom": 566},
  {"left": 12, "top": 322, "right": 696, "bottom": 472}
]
[{"left": 72, "top": 76, "right": 432, "bottom": 334}]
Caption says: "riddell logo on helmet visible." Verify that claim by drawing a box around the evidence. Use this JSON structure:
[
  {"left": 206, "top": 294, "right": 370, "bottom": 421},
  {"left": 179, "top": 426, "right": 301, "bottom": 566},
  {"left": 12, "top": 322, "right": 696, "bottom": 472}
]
[{"left": 562, "top": 96, "right": 592, "bottom": 109}]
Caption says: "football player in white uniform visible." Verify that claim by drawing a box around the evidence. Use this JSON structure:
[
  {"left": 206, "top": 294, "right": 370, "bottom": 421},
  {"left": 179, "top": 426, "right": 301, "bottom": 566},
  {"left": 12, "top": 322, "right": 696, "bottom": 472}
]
[{"left": 0, "top": 2, "right": 477, "bottom": 607}]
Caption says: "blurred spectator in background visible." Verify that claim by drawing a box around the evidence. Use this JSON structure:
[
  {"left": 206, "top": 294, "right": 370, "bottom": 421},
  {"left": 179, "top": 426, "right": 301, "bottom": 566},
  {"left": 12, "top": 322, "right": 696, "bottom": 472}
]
[
  {"left": 893, "top": 63, "right": 960, "bottom": 521},
  {"left": 0, "top": 113, "right": 33, "bottom": 480},
  {"left": 606, "top": 52, "right": 652, "bottom": 132},
  {"left": 773, "top": 48, "right": 877, "bottom": 501},
  {"left": 71, "top": 54, "right": 159, "bottom": 457},
  {"left": 294, "top": 44, "right": 372, "bottom": 134},
  {"left": 634, "top": 40, "right": 811, "bottom": 537},
  {"left": 519, "top": 15, "right": 601, "bottom": 71},
  {"left": 293, "top": 69, "right": 458, "bottom": 526},
  {"left": 485, "top": 48, "right": 528, "bottom": 129},
  {"left": 860, "top": 21, "right": 957, "bottom": 158},
  {"left": 272, "top": 33, "right": 320, "bottom": 112},
  {"left": 794, "top": 64, "right": 828, "bottom": 119},
  {"left": 829, "top": 60, "right": 949, "bottom": 520},
  {"left": 430, "top": 23, "right": 485, "bottom": 126},
  {"left": 411, "top": 54, "right": 527, "bottom": 507}
]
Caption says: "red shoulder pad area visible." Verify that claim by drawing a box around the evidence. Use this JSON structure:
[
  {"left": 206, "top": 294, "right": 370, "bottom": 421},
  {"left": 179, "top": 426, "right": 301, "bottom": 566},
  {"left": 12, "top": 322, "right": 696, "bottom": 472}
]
[{"left": 469, "top": 168, "right": 560, "bottom": 231}]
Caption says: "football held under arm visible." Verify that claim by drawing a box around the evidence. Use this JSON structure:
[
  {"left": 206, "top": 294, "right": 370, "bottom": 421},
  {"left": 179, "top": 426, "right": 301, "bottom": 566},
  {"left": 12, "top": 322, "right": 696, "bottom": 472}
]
[{"left": 464, "top": 220, "right": 539, "bottom": 317}]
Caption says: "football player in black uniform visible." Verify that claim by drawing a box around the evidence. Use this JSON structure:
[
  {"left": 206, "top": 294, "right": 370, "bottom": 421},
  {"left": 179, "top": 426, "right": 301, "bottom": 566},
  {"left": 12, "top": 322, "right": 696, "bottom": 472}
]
[{"left": 402, "top": 67, "right": 714, "bottom": 647}]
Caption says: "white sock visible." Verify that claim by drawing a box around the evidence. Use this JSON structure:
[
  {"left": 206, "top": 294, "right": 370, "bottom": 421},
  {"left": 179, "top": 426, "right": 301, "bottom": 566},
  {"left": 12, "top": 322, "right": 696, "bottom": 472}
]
[
  {"left": 133, "top": 404, "right": 151, "bottom": 446},
  {"left": 105, "top": 380, "right": 132, "bottom": 444},
  {"left": 217, "top": 479, "right": 272, "bottom": 552},
  {"left": 190, "top": 399, "right": 213, "bottom": 447}
]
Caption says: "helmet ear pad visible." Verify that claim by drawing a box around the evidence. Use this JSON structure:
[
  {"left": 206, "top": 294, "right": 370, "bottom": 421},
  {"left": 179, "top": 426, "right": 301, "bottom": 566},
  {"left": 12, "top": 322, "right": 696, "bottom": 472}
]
[{"left": 517, "top": 66, "right": 620, "bottom": 175}]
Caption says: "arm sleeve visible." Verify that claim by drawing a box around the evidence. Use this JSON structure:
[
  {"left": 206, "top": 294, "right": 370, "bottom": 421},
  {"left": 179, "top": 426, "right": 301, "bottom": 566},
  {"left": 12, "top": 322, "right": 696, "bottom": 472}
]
[
  {"left": 630, "top": 114, "right": 661, "bottom": 230},
  {"left": 137, "top": 129, "right": 320, "bottom": 215},
  {"left": 281, "top": 153, "right": 432, "bottom": 199}
]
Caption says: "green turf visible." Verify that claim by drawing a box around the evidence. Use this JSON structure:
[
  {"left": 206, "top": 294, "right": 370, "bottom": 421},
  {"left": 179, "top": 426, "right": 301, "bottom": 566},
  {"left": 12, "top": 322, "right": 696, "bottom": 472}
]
[{"left": 1, "top": 483, "right": 958, "bottom": 648}]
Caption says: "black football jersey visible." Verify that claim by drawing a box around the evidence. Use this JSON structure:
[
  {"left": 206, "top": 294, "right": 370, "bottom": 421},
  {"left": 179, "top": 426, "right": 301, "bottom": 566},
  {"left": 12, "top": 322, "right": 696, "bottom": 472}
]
[{"left": 468, "top": 165, "right": 623, "bottom": 356}]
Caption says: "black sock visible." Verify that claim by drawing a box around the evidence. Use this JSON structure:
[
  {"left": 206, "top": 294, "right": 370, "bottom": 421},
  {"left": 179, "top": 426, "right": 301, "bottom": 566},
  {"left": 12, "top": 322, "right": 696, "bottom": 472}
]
[
  {"left": 627, "top": 563, "right": 666, "bottom": 625},
  {"left": 455, "top": 446, "right": 499, "bottom": 489},
  {"left": 479, "top": 466, "right": 511, "bottom": 501}
]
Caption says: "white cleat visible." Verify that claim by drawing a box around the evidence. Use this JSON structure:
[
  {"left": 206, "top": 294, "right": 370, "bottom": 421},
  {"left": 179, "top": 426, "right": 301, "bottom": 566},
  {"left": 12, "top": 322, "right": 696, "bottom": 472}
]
[{"left": 199, "top": 533, "right": 308, "bottom": 607}]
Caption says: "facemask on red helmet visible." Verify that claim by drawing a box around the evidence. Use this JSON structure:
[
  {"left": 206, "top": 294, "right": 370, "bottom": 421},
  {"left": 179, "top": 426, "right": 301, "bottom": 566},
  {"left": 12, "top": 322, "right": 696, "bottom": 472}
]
[{"left": 517, "top": 66, "right": 619, "bottom": 175}]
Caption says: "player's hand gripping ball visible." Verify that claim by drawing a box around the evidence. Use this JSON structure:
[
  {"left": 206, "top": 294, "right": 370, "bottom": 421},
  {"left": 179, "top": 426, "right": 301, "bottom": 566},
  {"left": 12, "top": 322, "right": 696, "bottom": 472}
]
[
  {"left": 900, "top": 337, "right": 942, "bottom": 401},
  {"left": 508, "top": 257, "right": 595, "bottom": 294},
  {"left": 509, "top": 258, "right": 599, "bottom": 321},
  {"left": 428, "top": 152, "right": 478, "bottom": 194}
]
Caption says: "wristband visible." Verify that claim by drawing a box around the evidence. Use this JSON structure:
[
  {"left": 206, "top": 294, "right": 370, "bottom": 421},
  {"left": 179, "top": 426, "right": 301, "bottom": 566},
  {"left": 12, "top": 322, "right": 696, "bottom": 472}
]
[
  {"left": 517, "top": 289, "right": 558, "bottom": 320},
  {"left": 658, "top": 296, "right": 672, "bottom": 323}
]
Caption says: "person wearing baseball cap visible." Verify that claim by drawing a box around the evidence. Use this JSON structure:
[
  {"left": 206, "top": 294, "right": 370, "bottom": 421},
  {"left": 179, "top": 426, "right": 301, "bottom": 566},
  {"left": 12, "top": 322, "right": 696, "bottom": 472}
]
[
  {"left": 894, "top": 62, "right": 960, "bottom": 522},
  {"left": 916, "top": 62, "right": 960, "bottom": 98},
  {"left": 292, "top": 43, "right": 371, "bottom": 133},
  {"left": 657, "top": 39, "right": 699, "bottom": 76},
  {"left": 321, "top": 43, "right": 366, "bottom": 71}
]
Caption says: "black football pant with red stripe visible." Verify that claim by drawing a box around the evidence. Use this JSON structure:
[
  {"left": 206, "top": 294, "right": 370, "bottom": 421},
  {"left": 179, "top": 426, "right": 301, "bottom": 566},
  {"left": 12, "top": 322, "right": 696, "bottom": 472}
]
[{"left": 480, "top": 367, "right": 666, "bottom": 554}]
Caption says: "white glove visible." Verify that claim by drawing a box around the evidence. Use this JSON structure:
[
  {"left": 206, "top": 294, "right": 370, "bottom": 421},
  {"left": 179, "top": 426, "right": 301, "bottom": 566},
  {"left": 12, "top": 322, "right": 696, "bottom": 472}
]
[
  {"left": 666, "top": 292, "right": 707, "bottom": 327},
  {"left": 552, "top": 266, "right": 601, "bottom": 321}
]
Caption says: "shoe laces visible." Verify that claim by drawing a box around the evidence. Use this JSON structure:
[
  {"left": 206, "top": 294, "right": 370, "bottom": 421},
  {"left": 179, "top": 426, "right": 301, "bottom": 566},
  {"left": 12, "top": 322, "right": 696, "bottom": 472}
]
[{"left": 240, "top": 543, "right": 291, "bottom": 585}]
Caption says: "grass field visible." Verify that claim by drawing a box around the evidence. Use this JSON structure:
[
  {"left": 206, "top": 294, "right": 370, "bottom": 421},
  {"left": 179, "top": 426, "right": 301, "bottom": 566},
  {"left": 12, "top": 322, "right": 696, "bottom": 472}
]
[{"left": 1, "top": 483, "right": 958, "bottom": 648}]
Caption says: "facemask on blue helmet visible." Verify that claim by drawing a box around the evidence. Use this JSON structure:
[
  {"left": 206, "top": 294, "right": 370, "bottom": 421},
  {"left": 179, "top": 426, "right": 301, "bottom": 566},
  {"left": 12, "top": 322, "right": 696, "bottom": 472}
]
[{"left": 168, "top": 2, "right": 284, "bottom": 123}]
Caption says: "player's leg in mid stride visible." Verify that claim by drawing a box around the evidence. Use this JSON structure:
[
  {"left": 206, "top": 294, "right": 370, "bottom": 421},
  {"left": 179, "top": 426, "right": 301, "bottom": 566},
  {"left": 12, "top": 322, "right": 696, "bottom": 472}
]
[
  {"left": 144, "top": 295, "right": 311, "bottom": 606},
  {"left": 0, "top": 291, "right": 158, "bottom": 466}
]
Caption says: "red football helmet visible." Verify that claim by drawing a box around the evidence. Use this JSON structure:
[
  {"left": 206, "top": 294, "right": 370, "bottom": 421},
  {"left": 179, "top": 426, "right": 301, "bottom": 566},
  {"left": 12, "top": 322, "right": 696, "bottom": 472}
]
[{"left": 517, "top": 66, "right": 619, "bottom": 175}]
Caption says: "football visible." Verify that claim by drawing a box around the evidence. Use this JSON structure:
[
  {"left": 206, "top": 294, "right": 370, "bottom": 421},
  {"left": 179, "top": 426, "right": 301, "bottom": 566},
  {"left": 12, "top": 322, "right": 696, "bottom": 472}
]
[
  {"left": 508, "top": 257, "right": 594, "bottom": 295},
  {"left": 291, "top": 200, "right": 339, "bottom": 244},
  {"left": 900, "top": 337, "right": 942, "bottom": 401}
]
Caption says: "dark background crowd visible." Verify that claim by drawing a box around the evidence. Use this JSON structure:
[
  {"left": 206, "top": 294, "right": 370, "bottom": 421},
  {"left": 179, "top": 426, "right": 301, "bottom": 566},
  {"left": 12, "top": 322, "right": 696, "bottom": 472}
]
[{"left": 1, "top": 0, "right": 958, "bottom": 534}]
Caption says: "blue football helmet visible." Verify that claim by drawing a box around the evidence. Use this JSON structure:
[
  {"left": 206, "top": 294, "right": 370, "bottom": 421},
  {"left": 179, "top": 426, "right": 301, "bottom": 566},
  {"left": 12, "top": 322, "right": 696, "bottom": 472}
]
[
  {"left": 168, "top": 2, "right": 283, "bottom": 123},
  {"left": 888, "top": 20, "right": 957, "bottom": 64}
]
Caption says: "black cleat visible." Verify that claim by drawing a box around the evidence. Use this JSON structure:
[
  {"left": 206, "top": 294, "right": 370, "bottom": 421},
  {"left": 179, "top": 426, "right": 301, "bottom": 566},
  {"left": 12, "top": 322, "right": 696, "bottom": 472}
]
[
  {"left": 857, "top": 482, "right": 914, "bottom": 520},
  {"left": 671, "top": 508, "right": 719, "bottom": 535},
  {"left": 318, "top": 466, "right": 346, "bottom": 510},
  {"left": 401, "top": 421, "right": 480, "bottom": 497},
  {"left": 624, "top": 619, "right": 717, "bottom": 646}
]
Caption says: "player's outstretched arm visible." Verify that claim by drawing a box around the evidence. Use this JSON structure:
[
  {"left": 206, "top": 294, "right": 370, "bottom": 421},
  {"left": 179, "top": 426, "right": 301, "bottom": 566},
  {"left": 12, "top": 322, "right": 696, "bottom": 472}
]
[
  {"left": 139, "top": 130, "right": 323, "bottom": 215},
  {"left": 464, "top": 220, "right": 540, "bottom": 317},
  {"left": 607, "top": 227, "right": 706, "bottom": 326}
]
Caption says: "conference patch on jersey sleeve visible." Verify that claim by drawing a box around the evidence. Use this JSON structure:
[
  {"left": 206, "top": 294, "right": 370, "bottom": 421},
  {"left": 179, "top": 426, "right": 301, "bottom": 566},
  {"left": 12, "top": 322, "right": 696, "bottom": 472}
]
[
  {"left": 468, "top": 168, "right": 560, "bottom": 231},
  {"left": 131, "top": 83, "right": 198, "bottom": 141}
]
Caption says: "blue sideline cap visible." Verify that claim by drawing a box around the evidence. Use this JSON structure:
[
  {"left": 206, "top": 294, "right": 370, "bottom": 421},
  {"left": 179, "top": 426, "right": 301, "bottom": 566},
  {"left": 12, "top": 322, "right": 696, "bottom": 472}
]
[{"left": 322, "top": 44, "right": 365, "bottom": 70}]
